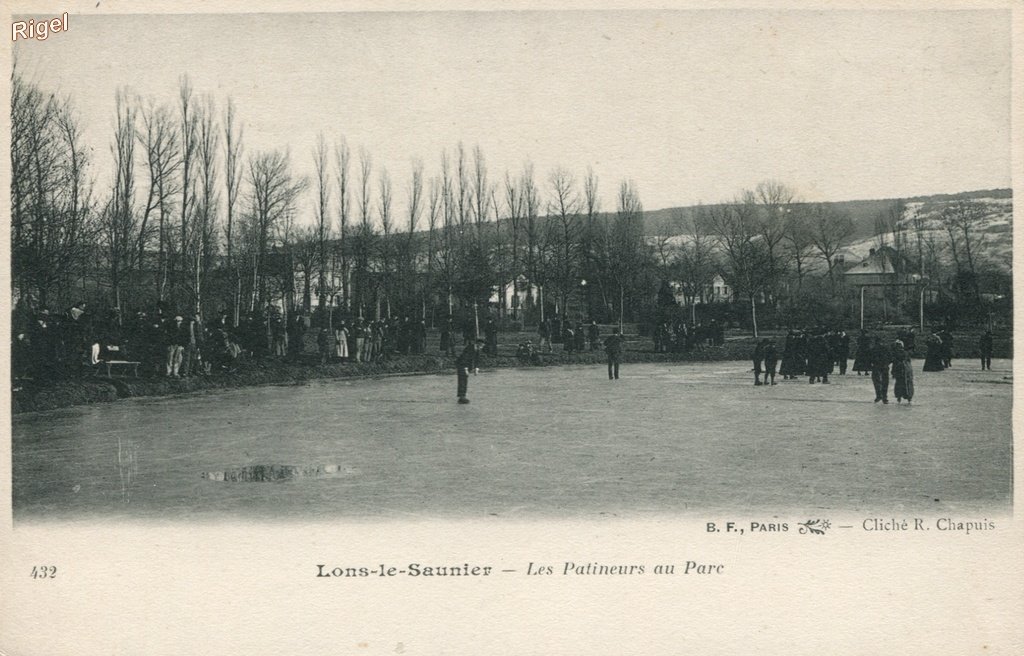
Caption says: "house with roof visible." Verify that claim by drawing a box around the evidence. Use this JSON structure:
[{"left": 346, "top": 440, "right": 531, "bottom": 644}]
[
  {"left": 842, "top": 246, "right": 907, "bottom": 287},
  {"left": 841, "top": 245, "right": 925, "bottom": 328}
]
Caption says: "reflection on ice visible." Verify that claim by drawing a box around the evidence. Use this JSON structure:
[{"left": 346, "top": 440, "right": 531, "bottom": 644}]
[
  {"left": 117, "top": 436, "right": 138, "bottom": 503},
  {"left": 202, "top": 464, "right": 344, "bottom": 482}
]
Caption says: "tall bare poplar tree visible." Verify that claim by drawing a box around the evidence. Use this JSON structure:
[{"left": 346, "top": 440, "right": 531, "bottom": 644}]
[
  {"left": 313, "top": 133, "right": 331, "bottom": 314},
  {"left": 334, "top": 137, "right": 352, "bottom": 309},
  {"left": 223, "top": 98, "right": 243, "bottom": 324}
]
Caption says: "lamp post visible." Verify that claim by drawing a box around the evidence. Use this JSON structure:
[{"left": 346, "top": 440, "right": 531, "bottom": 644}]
[
  {"left": 859, "top": 286, "right": 865, "bottom": 330},
  {"left": 912, "top": 274, "right": 928, "bottom": 333},
  {"left": 579, "top": 278, "right": 587, "bottom": 321}
]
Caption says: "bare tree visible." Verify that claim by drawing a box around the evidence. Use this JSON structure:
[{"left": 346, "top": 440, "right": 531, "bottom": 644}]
[
  {"left": 782, "top": 206, "right": 815, "bottom": 293},
  {"left": 139, "top": 98, "right": 181, "bottom": 303},
  {"left": 699, "top": 195, "right": 767, "bottom": 336},
  {"left": 193, "top": 96, "right": 220, "bottom": 314},
  {"left": 940, "top": 199, "right": 987, "bottom": 302},
  {"left": 176, "top": 76, "right": 199, "bottom": 306},
  {"left": 403, "top": 159, "right": 424, "bottom": 315},
  {"left": 807, "top": 203, "right": 855, "bottom": 288},
  {"left": 313, "top": 133, "right": 331, "bottom": 314},
  {"left": 377, "top": 167, "right": 394, "bottom": 317},
  {"left": 334, "top": 137, "right": 352, "bottom": 309},
  {"left": 425, "top": 174, "right": 441, "bottom": 321},
  {"left": 503, "top": 171, "right": 523, "bottom": 319},
  {"left": 520, "top": 163, "right": 545, "bottom": 320},
  {"left": 608, "top": 179, "right": 647, "bottom": 330},
  {"left": 11, "top": 71, "right": 95, "bottom": 308},
  {"left": 456, "top": 142, "right": 469, "bottom": 229},
  {"left": 755, "top": 179, "right": 796, "bottom": 305},
  {"left": 223, "top": 98, "right": 243, "bottom": 324},
  {"left": 246, "top": 149, "right": 306, "bottom": 307},
  {"left": 677, "top": 207, "right": 716, "bottom": 323},
  {"left": 352, "top": 147, "right": 374, "bottom": 315},
  {"left": 548, "top": 167, "right": 581, "bottom": 315},
  {"left": 471, "top": 145, "right": 491, "bottom": 242},
  {"left": 104, "top": 89, "right": 139, "bottom": 310},
  {"left": 438, "top": 150, "right": 456, "bottom": 316}
]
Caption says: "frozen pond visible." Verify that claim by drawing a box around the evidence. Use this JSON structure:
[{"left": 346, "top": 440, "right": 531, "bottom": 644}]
[{"left": 12, "top": 360, "right": 1013, "bottom": 521}]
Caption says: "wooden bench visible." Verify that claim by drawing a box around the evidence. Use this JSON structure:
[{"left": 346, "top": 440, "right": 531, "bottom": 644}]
[{"left": 93, "top": 360, "right": 141, "bottom": 378}]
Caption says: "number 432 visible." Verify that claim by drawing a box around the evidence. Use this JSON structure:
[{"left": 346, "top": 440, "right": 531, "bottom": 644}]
[{"left": 30, "top": 565, "right": 57, "bottom": 579}]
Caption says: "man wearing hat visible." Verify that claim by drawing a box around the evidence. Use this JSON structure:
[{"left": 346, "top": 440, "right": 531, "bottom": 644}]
[
  {"left": 604, "top": 327, "right": 624, "bottom": 380},
  {"left": 455, "top": 338, "right": 483, "bottom": 404}
]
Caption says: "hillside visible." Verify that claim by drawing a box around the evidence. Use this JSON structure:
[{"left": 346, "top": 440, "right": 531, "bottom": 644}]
[
  {"left": 841, "top": 195, "right": 1012, "bottom": 270},
  {"left": 643, "top": 188, "right": 1012, "bottom": 241}
]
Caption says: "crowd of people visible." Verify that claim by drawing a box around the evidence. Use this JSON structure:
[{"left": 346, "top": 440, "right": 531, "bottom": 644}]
[
  {"left": 12, "top": 296, "right": 1000, "bottom": 407},
  {"left": 652, "top": 319, "right": 726, "bottom": 352},
  {"left": 11, "top": 298, "right": 483, "bottom": 380},
  {"left": 748, "top": 325, "right": 996, "bottom": 405}
]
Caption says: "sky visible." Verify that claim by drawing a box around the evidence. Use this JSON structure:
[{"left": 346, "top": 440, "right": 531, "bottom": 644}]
[{"left": 11, "top": 9, "right": 1013, "bottom": 224}]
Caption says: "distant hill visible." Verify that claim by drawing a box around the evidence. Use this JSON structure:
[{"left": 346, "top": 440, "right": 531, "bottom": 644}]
[
  {"left": 841, "top": 195, "right": 1012, "bottom": 270},
  {"left": 642, "top": 189, "right": 1012, "bottom": 240}
]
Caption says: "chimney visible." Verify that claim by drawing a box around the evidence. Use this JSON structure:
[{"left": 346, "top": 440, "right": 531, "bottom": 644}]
[{"left": 869, "top": 248, "right": 876, "bottom": 256}]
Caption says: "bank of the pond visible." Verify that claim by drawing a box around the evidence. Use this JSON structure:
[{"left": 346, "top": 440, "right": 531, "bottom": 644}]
[
  {"left": 13, "top": 340, "right": 761, "bottom": 414},
  {"left": 12, "top": 329, "right": 1010, "bottom": 414}
]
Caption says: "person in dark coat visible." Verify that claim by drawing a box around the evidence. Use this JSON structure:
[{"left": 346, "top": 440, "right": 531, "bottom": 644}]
[
  {"left": 891, "top": 340, "right": 914, "bottom": 405},
  {"left": 897, "top": 328, "right": 917, "bottom": 355},
  {"left": 794, "top": 330, "right": 809, "bottom": 378},
  {"left": 538, "top": 318, "right": 552, "bottom": 353},
  {"left": 852, "top": 329, "right": 871, "bottom": 375},
  {"left": 317, "top": 328, "right": 331, "bottom": 364},
  {"left": 455, "top": 339, "right": 482, "bottom": 404},
  {"left": 706, "top": 320, "right": 718, "bottom": 346},
  {"left": 461, "top": 319, "right": 476, "bottom": 346},
  {"left": 574, "top": 322, "right": 586, "bottom": 352},
  {"left": 979, "top": 330, "right": 994, "bottom": 370},
  {"left": 835, "top": 330, "right": 850, "bottom": 375},
  {"left": 563, "top": 325, "right": 575, "bottom": 353},
  {"left": 869, "top": 337, "right": 891, "bottom": 403},
  {"left": 417, "top": 320, "right": 428, "bottom": 355},
  {"left": 763, "top": 339, "right": 778, "bottom": 386},
  {"left": 939, "top": 329, "right": 954, "bottom": 368},
  {"left": 752, "top": 340, "right": 766, "bottom": 386},
  {"left": 923, "top": 332, "right": 945, "bottom": 372},
  {"left": 550, "top": 316, "right": 562, "bottom": 345},
  {"left": 779, "top": 330, "right": 798, "bottom": 379},
  {"left": 439, "top": 318, "right": 453, "bottom": 355},
  {"left": 806, "top": 333, "right": 832, "bottom": 384},
  {"left": 484, "top": 318, "right": 499, "bottom": 356},
  {"left": 604, "top": 327, "right": 624, "bottom": 380}
]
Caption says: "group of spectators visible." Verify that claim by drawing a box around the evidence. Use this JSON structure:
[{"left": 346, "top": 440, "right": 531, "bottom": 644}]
[
  {"left": 747, "top": 327, "right": 913, "bottom": 402},
  {"left": 751, "top": 325, "right": 996, "bottom": 404},
  {"left": 12, "top": 296, "right": 522, "bottom": 381},
  {"left": 652, "top": 319, "right": 726, "bottom": 352},
  {"left": 12, "top": 295, "right": 999, "bottom": 394},
  {"left": 535, "top": 316, "right": 603, "bottom": 354}
]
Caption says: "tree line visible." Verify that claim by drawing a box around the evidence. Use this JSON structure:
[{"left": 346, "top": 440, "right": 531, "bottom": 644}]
[{"left": 12, "top": 69, "right": 1006, "bottom": 335}]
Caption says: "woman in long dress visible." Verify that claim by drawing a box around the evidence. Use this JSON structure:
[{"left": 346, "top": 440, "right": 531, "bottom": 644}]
[
  {"left": 334, "top": 321, "right": 349, "bottom": 361},
  {"left": 778, "top": 330, "right": 797, "bottom": 379},
  {"left": 891, "top": 340, "right": 915, "bottom": 404},
  {"left": 852, "top": 330, "right": 871, "bottom": 375},
  {"left": 923, "top": 332, "right": 945, "bottom": 371}
]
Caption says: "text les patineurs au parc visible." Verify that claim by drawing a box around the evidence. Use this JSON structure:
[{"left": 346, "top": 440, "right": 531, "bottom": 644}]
[{"left": 316, "top": 561, "right": 724, "bottom": 579}]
